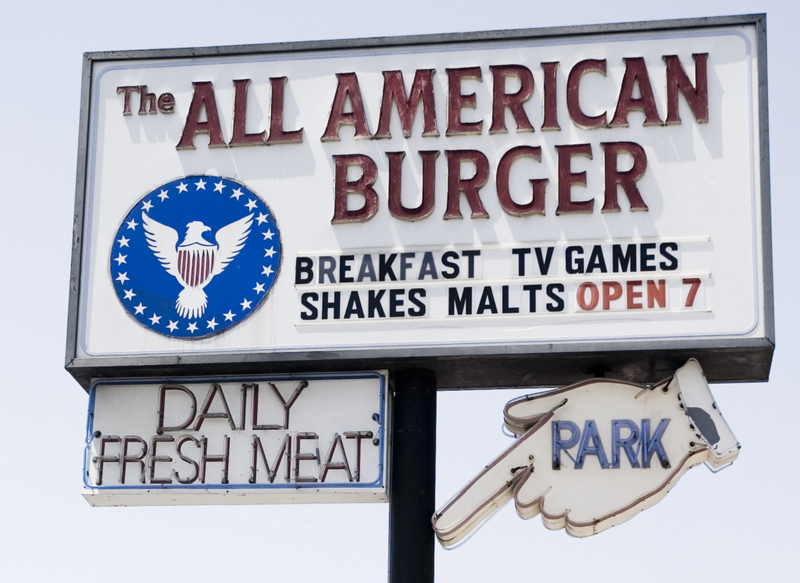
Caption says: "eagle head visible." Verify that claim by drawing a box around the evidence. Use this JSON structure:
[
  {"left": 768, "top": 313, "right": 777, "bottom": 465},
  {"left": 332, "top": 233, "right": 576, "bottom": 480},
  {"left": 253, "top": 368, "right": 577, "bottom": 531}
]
[{"left": 182, "top": 221, "right": 213, "bottom": 245}]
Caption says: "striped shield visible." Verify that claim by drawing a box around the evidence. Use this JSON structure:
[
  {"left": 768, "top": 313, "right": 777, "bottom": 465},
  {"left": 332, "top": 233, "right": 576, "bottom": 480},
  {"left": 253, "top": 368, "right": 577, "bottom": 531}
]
[{"left": 177, "top": 244, "right": 216, "bottom": 288}]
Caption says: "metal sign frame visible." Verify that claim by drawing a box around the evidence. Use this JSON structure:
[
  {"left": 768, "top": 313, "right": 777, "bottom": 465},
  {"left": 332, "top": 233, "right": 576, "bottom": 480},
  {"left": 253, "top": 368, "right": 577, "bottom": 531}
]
[{"left": 65, "top": 14, "right": 773, "bottom": 390}]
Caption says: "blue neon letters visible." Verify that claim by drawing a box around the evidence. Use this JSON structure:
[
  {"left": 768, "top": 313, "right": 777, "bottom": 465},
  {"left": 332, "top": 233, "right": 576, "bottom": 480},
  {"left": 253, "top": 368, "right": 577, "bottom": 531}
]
[{"left": 552, "top": 419, "right": 670, "bottom": 470}]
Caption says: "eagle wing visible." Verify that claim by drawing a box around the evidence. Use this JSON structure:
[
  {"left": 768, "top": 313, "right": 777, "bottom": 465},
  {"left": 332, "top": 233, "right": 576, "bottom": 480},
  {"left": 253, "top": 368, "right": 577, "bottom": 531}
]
[
  {"left": 142, "top": 212, "right": 183, "bottom": 283},
  {"left": 211, "top": 213, "right": 253, "bottom": 277}
]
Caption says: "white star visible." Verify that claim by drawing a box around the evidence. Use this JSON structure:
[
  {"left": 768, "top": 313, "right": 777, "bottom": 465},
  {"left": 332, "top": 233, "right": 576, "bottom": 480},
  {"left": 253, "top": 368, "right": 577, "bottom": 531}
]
[
  {"left": 187, "top": 322, "right": 198, "bottom": 333},
  {"left": 241, "top": 298, "right": 252, "bottom": 310},
  {"left": 141, "top": 200, "right": 153, "bottom": 212},
  {"left": 256, "top": 212, "right": 269, "bottom": 225},
  {"left": 264, "top": 247, "right": 276, "bottom": 258},
  {"left": 149, "top": 313, "right": 161, "bottom": 325},
  {"left": 230, "top": 188, "right": 244, "bottom": 200},
  {"left": 214, "top": 181, "right": 226, "bottom": 193},
  {"left": 114, "top": 253, "right": 127, "bottom": 265},
  {"left": 123, "top": 289, "right": 136, "bottom": 301},
  {"left": 117, "top": 236, "right": 130, "bottom": 247},
  {"left": 223, "top": 310, "right": 236, "bottom": 321},
  {"left": 261, "top": 266, "right": 274, "bottom": 276},
  {"left": 195, "top": 179, "right": 206, "bottom": 190},
  {"left": 157, "top": 189, "right": 169, "bottom": 201},
  {"left": 245, "top": 199, "right": 258, "bottom": 211},
  {"left": 134, "top": 303, "right": 147, "bottom": 315},
  {"left": 262, "top": 229, "right": 274, "bottom": 240},
  {"left": 126, "top": 218, "right": 138, "bottom": 230},
  {"left": 254, "top": 282, "right": 265, "bottom": 294},
  {"left": 116, "top": 272, "right": 129, "bottom": 284},
  {"left": 167, "top": 320, "right": 179, "bottom": 332},
  {"left": 206, "top": 318, "right": 218, "bottom": 330},
  {"left": 177, "top": 182, "right": 188, "bottom": 193}
]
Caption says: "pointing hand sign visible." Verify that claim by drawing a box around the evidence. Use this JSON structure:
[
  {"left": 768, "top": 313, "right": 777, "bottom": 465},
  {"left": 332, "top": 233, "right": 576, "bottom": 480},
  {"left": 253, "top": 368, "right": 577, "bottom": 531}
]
[{"left": 433, "top": 359, "right": 738, "bottom": 546}]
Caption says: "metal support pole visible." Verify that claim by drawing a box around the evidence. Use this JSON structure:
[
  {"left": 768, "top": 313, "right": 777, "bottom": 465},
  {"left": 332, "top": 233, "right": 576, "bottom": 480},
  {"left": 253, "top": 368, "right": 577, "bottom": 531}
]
[{"left": 388, "top": 369, "right": 437, "bottom": 583}]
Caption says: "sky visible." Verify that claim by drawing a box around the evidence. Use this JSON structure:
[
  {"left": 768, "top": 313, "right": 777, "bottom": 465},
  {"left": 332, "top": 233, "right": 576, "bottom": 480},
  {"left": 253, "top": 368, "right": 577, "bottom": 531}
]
[{"left": 1, "top": 1, "right": 797, "bottom": 581}]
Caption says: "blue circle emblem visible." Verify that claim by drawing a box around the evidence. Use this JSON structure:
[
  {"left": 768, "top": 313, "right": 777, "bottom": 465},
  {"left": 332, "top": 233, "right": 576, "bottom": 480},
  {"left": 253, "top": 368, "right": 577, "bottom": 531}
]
[{"left": 110, "top": 176, "right": 280, "bottom": 339}]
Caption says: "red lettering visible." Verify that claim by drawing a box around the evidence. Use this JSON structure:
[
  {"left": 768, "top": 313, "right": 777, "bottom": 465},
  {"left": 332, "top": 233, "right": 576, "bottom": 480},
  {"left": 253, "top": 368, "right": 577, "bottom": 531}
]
[
  {"left": 157, "top": 93, "right": 175, "bottom": 114},
  {"left": 602, "top": 142, "right": 649, "bottom": 212},
  {"left": 93, "top": 436, "right": 121, "bottom": 486},
  {"left": 199, "top": 436, "right": 230, "bottom": 485},
  {"left": 683, "top": 278, "right": 702, "bottom": 307},
  {"left": 602, "top": 281, "right": 623, "bottom": 310},
  {"left": 388, "top": 150, "right": 438, "bottom": 221},
  {"left": 120, "top": 436, "right": 147, "bottom": 485},
  {"left": 176, "top": 81, "right": 227, "bottom": 150},
  {"left": 174, "top": 435, "right": 200, "bottom": 484},
  {"left": 321, "top": 433, "right": 353, "bottom": 483},
  {"left": 293, "top": 433, "right": 319, "bottom": 483},
  {"left": 375, "top": 70, "right": 438, "bottom": 138},
  {"left": 556, "top": 143, "right": 593, "bottom": 214},
  {"left": 344, "top": 431, "right": 371, "bottom": 482},
  {"left": 577, "top": 282, "right": 599, "bottom": 310},
  {"left": 193, "top": 383, "right": 236, "bottom": 431},
  {"left": 322, "top": 73, "right": 372, "bottom": 141},
  {"left": 267, "top": 77, "right": 304, "bottom": 144},
  {"left": 251, "top": 435, "right": 291, "bottom": 484},
  {"left": 117, "top": 86, "right": 139, "bottom": 115},
  {"left": 332, "top": 154, "right": 379, "bottom": 223},
  {"left": 541, "top": 62, "right": 560, "bottom": 131},
  {"left": 137, "top": 85, "right": 157, "bottom": 115},
  {"left": 626, "top": 280, "right": 643, "bottom": 309},
  {"left": 567, "top": 59, "right": 607, "bottom": 129},
  {"left": 664, "top": 54, "right": 709, "bottom": 124},
  {"left": 489, "top": 65, "right": 534, "bottom": 133},
  {"left": 156, "top": 384, "right": 197, "bottom": 435},
  {"left": 496, "top": 146, "right": 547, "bottom": 216},
  {"left": 230, "top": 79, "right": 266, "bottom": 146},
  {"left": 446, "top": 67, "right": 483, "bottom": 135},
  {"left": 647, "top": 279, "right": 666, "bottom": 308},
  {"left": 444, "top": 150, "right": 490, "bottom": 219},
  {"left": 149, "top": 436, "right": 174, "bottom": 485},
  {"left": 610, "top": 57, "right": 662, "bottom": 127}
]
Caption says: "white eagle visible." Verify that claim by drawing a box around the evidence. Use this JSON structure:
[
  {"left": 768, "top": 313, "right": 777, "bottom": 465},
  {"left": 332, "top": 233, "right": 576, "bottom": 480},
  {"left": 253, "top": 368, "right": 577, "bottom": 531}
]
[{"left": 142, "top": 212, "right": 253, "bottom": 319}]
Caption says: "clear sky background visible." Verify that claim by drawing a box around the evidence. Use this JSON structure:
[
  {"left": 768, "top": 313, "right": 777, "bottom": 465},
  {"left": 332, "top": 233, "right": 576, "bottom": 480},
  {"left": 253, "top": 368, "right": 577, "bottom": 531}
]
[{"left": 1, "top": 1, "right": 796, "bottom": 581}]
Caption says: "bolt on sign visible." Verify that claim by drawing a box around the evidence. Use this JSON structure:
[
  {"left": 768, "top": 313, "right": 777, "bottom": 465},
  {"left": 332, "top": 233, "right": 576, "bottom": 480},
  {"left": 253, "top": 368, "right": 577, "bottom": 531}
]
[
  {"left": 433, "top": 360, "right": 739, "bottom": 544},
  {"left": 66, "top": 14, "right": 772, "bottom": 389},
  {"left": 84, "top": 372, "right": 388, "bottom": 505}
]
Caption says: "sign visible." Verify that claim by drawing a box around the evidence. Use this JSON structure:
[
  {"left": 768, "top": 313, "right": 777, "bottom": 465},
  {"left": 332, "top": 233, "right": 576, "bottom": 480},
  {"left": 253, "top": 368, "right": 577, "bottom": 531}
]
[
  {"left": 66, "top": 15, "right": 772, "bottom": 388},
  {"left": 432, "top": 359, "right": 739, "bottom": 545},
  {"left": 110, "top": 176, "right": 281, "bottom": 338},
  {"left": 83, "top": 372, "right": 388, "bottom": 505}
]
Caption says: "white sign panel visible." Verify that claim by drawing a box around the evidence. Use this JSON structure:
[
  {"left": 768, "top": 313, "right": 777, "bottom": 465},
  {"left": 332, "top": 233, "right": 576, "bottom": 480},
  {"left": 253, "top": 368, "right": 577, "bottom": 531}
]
[
  {"left": 432, "top": 360, "right": 738, "bottom": 545},
  {"left": 83, "top": 372, "right": 388, "bottom": 506},
  {"left": 67, "top": 17, "right": 772, "bottom": 386}
]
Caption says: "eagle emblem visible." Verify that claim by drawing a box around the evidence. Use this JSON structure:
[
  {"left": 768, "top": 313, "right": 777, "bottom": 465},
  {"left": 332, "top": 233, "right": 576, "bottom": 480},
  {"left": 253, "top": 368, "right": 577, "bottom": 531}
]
[
  {"left": 110, "top": 176, "right": 280, "bottom": 339},
  {"left": 143, "top": 213, "right": 253, "bottom": 319}
]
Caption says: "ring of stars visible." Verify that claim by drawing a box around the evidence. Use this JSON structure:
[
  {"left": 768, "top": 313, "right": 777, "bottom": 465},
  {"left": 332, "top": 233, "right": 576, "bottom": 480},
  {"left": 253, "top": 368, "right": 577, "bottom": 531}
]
[{"left": 112, "top": 176, "right": 280, "bottom": 339}]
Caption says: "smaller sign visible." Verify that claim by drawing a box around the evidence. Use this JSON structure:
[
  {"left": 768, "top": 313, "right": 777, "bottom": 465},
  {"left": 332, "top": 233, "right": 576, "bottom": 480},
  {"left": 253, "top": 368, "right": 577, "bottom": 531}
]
[
  {"left": 83, "top": 372, "right": 388, "bottom": 506},
  {"left": 433, "top": 360, "right": 738, "bottom": 545}
]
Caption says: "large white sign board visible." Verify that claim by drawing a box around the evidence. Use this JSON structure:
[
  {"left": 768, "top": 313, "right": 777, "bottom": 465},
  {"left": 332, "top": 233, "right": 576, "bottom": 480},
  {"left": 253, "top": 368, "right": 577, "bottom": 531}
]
[
  {"left": 66, "top": 16, "right": 773, "bottom": 388},
  {"left": 84, "top": 372, "right": 388, "bottom": 505}
]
